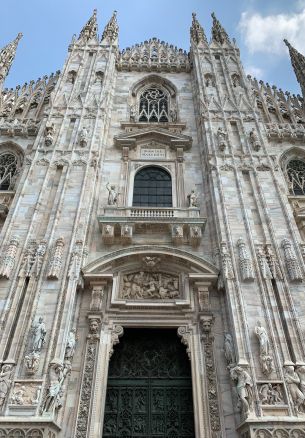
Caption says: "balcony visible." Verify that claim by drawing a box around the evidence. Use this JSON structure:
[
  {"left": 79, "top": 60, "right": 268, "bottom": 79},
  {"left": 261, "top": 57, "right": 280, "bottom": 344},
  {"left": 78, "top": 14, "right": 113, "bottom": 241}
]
[{"left": 98, "top": 206, "right": 206, "bottom": 247}]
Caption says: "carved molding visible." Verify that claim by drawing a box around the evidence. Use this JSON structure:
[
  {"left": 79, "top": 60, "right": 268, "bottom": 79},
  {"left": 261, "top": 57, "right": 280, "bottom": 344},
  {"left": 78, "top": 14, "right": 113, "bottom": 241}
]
[{"left": 281, "top": 238, "right": 303, "bottom": 282}]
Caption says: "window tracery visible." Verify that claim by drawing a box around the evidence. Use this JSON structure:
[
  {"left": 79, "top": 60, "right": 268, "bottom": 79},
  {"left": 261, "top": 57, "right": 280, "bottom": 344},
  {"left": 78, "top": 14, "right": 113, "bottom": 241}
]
[
  {"left": 0, "top": 152, "right": 19, "bottom": 191},
  {"left": 286, "top": 159, "right": 305, "bottom": 196},
  {"left": 138, "top": 87, "right": 169, "bottom": 123}
]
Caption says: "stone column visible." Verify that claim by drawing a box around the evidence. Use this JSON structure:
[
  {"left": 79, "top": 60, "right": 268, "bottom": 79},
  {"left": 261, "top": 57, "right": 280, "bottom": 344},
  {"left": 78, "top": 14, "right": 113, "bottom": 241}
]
[{"left": 74, "top": 317, "right": 123, "bottom": 438}]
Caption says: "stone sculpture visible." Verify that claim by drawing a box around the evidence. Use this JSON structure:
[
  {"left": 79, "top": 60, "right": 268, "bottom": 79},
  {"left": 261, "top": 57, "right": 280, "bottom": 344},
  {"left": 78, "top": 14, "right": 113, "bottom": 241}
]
[
  {"left": 121, "top": 272, "right": 179, "bottom": 300},
  {"left": 32, "top": 317, "right": 47, "bottom": 353},
  {"left": 284, "top": 365, "right": 305, "bottom": 413},
  {"left": 224, "top": 333, "right": 235, "bottom": 367},
  {"left": 216, "top": 127, "right": 227, "bottom": 152},
  {"left": 65, "top": 329, "right": 76, "bottom": 361},
  {"left": 0, "top": 364, "right": 13, "bottom": 411},
  {"left": 230, "top": 366, "right": 253, "bottom": 417},
  {"left": 249, "top": 128, "right": 261, "bottom": 151},
  {"left": 187, "top": 189, "right": 199, "bottom": 208},
  {"left": 106, "top": 182, "right": 119, "bottom": 206},
  {"left": 259, "top": 383, "right": 284, "bottom": 405},
  {"left": 254, "top": 321, "right": 274, "bottom": 375}
]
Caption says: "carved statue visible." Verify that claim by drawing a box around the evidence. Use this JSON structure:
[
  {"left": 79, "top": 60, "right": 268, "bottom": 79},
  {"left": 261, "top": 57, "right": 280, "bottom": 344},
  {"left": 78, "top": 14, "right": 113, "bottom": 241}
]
[
  {"left": 249, "top": 128, "right": 261, "bottom": 151},
  {"left": 255, "top": 321, "right": 270, "bottom": 357},
  {"left": 284, "top": 365, "right": 305, "bottom": 412},
  {"left": 32, "top": 317, "right": 47, "bottom": 353},
  {"left": 187, "top": 189, "right": 199, "bottom": 208},
  {"left": 173, "top": 225, "right": 183, "bottom": 238},
  {"left": 216, "top": 127, "right": 227, "bottom": 152},
  {"left": 106, "top": 182, "right": 119, "bottom": 206},
  {"left": 230, "top": 366, "right": 253, "bottom": 417},
  {"left": 296, "top": 365, "right": 305, "bottom": 400},
  {"left": 44, "top": 122, "right": 55, "bottom": 147},
  {"left": 0, "top": 364, "right": 13, "bottom": 410},
  {"left": 79, "top": 126, "right": 88, "bottom": 147},
  {"left": 170, "top": 104, "right": 178, "bottom": 122},
  {"left": 42, "top": 361, "right": 64, "bottom": 413},
  {"left": 130, "top": 104, "right": 136, "bottom": 122},
  {"left": 254, "top": 321, "right": 274, "bottom": 375},
  {"left": 65, "top": 329, "right": 76, "bottom": 361},
  {"left": 224, "top": 333, "right": 235, "bottom": 366},
  {"left": 122, "top": 272, "right": 179, "bottom": 300}
]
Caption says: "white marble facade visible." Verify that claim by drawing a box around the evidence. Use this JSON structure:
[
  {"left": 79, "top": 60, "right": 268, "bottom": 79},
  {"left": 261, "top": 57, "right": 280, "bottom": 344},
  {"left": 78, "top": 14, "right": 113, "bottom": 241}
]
[{"left": 0, "top": 9, "right": 304, "bottom": 438}]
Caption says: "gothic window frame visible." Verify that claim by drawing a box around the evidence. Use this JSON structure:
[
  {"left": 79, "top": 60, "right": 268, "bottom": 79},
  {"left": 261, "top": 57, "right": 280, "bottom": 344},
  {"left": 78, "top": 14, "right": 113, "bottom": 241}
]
[
  {"left": 132, "top": 165, "right": 173, "bottom": 208},
  {"left": 130, "top": 74, "right": 178, "bottom": 124},
  {"left": 285, "top": 158, "right": 305, "bottom": 196},
  {"left": 138, "top": 85, "right": 170, "bottom": 123},
  {"left": 0, "top": 144, "right": 23, "bottom": 192}
]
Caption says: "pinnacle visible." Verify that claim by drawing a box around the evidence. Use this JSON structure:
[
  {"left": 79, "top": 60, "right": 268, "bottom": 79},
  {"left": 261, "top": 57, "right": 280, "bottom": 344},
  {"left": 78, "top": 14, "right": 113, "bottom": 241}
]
[
  {"left": 211, "top": 12, "right": 231, "bottom": 45},
  {"left": 0, "top": 32, "right": 23, "bottom": 87},
  {"left": 284, "top": 39, "right": 305, "bottom": 99},
  {"left": 190, "top": 12, "right": 208, "bottom": 45},
  {"left": 101, "top": 10, "right": 119, "bottom": 44},
  {"left": 78, "top": 9, "right": 98, "bottom": 42}
]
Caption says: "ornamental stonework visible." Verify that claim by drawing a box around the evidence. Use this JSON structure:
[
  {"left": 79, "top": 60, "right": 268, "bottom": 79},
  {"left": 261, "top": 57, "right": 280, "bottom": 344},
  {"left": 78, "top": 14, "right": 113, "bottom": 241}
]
[{"left": 121, "top": 271, "right": 180, "bottom": 299}]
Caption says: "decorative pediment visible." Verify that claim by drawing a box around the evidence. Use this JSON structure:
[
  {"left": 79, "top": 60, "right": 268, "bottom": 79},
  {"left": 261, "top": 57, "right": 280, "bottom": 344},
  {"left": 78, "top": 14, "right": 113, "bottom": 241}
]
[
  {"left": 114, "top": 126, "right": 192, "bottom": 150},
  {"left": 116, "top": 38, "right": 191, "bottom": 73}
]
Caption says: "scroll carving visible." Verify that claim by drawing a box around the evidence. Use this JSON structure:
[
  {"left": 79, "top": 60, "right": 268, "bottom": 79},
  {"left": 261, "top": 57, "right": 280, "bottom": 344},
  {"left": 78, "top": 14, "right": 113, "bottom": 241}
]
[
  {"left": 200, "top": 317, "right": 221, "bottom": 434},
  {"left": 47, "top": 237, "right": 65, "bottom": 279},
  {"left": 0, "top": 235, "right": 19, "bottom": 279},
  {"left": 177, "top": 326, "right": 191, "bottom": 360},
  {"left": 121, "top": 272, "right": 179, "bottom": 299},
  {"left": 237, "top": 238, "right": 255, "bottom": 282},
  {"left": 109, "top": 325, "right": 124, "bottom": 359},
  {"left": 282, "top": 239, "right": 303, "bottom": 282}
]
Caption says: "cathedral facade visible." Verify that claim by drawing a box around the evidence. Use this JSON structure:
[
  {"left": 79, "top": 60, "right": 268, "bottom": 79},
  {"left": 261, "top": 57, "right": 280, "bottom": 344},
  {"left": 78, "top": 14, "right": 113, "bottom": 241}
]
[{"left": 0, "top": 9, "right": 305, "bottom": 438}]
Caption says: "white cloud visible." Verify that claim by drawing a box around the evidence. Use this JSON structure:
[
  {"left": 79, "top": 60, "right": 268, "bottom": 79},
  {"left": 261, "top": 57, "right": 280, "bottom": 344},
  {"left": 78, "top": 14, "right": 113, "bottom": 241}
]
[
  {"left": 238, "top": 8, "right": 305, "bottom": 55},
  {"left": 244, "top": 65, "right": 264, "bottom": 78}
]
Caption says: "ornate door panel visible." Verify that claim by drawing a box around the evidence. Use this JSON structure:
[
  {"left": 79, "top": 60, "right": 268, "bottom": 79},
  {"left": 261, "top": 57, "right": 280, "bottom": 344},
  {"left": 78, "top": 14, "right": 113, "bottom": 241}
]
[{"left": 103, "top": 329, "right": 195, "bottom": 438}]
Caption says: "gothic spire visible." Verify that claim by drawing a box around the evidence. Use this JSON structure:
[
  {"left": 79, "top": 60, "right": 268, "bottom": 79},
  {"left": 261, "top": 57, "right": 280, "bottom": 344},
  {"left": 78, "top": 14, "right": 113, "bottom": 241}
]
[
  {"left": 284, "top": 39, "right": 305, "bottom": 98},
  {"left": 78, "top": 9, "right": 98, "bottom": 42},
  {"left": 101, "top": 11, "right": 119, "bottom": 44},
  {"left": 211, "top": 13, "right": 231, "bottom": 45},
  {"left": 190, "top": 12, "right": 208, "bottom": 45},
  {"left": 0, "top": 33, "right": 22, "bottom": 87}
]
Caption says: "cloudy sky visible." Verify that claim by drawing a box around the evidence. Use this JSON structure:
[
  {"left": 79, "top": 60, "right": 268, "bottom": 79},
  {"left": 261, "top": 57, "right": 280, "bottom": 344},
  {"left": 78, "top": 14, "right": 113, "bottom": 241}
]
[{"left": 1, "top": 0, "right": 304, "bottom": 94}]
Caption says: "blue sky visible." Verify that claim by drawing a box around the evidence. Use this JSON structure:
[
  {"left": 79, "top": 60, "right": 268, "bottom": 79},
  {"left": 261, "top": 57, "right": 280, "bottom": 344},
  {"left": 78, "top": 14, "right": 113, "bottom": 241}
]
[{"left": 1, "top": 0, "right": 304, "bottom": 95}]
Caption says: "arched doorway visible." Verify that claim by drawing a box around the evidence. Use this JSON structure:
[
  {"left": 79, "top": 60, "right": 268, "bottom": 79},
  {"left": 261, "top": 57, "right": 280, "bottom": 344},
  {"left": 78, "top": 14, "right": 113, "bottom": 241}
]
[{"left": 103, "top": 328, "right": 195, "bottom": 438}]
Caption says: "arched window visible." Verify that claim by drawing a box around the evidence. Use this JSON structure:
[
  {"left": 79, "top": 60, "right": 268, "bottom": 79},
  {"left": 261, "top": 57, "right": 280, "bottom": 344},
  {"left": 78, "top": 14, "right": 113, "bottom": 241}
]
[
  {"left": 286, "top": 159, "right": 305, "bottom": 195},
  {"left": 133, "top": 166, "right": 172, "bottom": 207},
  {"left": 139, "top": 88, "right": 169, "bottom": 122},
  {"left": 0, "top": 152, "right": 18, "bottom": 191}
]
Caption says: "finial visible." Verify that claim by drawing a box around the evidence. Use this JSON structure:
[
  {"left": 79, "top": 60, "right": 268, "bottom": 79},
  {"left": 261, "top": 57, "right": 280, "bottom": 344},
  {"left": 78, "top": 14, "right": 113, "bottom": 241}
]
[
  {"left": 78, "top": 9, "right": 98, "bottom": 43},
  {"left": 211, "top": 12, "right": 231, "bottom": 45},
  {"left": 101, "top": 10, "right": 119, "bottom": 44},
  {"left": 284, "top": 39, "right": 305, "bottom": 101},
  {"left": 190, "top": 12, "right": 207, "bottom": 45},
  {"left": 0, "top": 32, "right": 23, "bottom": 88}
]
